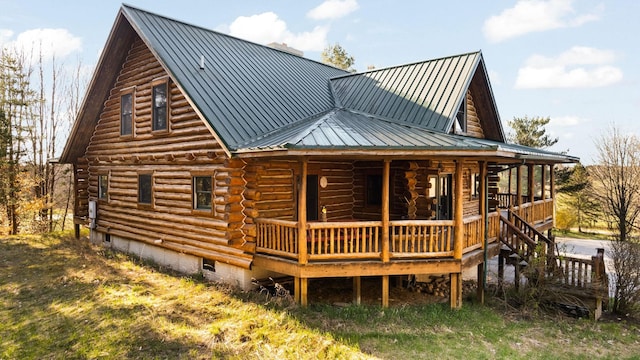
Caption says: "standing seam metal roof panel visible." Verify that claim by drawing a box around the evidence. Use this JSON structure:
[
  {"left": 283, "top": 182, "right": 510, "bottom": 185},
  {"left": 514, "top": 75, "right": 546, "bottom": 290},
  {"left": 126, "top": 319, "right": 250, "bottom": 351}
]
[
  {"left": 330, "top": 52, "right": 482, "bottom": 134},
  {"left": 122, "top": 5, "right": 347, "bottom": 150}
]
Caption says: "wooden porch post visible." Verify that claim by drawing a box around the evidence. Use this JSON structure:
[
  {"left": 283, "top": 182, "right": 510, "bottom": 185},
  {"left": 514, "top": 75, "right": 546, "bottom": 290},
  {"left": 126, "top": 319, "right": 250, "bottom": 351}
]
[
  {"left": 451, "top": 159, "right": 464, "bottom": 309},
  {"left": 541, "top": 164, "right": 546, "bottom": 199},
  {"left": 381, "top": 159, "right": 391, "bottom": 263},
  {"left": 516, "top": 165, "right": 522, "bottom": 207},
  {"left": 528, "top": 164, "right": 535, "bottom": 204},
  {"left": 299, "top": 159, "right": 308, "bottom": 266},
  {"left": 353, "top": 277, "right": 361, "bottom": 305},
  {"left": 296, "top": 159, "right": 308, "bottom": 307},
  {"left": 478, "top": 161, "right": 487, "bottom": 304},
  {"left": 381, "top": 159, "right": 391, "bottom": 308}
]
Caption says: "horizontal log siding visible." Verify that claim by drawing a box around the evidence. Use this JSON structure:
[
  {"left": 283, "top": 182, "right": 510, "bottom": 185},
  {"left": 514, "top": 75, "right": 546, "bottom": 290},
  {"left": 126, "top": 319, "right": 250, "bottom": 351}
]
[
  {"left": 310, "top": 161, "right": 354, "bottom": 220},
  {"left": 247, "top": 160, "right": 298, "bottom": 221},
  {"left": 465, "top": 91, "right": 485, "bottom": 139},
  {"left": 83, "top": 37, "right": 251, "bottom": 268}
]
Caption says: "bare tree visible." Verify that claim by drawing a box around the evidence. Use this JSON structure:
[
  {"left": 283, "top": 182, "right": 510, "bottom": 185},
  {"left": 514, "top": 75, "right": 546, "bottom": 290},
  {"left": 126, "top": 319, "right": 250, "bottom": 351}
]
[
  {"left": 0, "top": 49, "right": 36, "bottom": 234},
  {"left": 591, "top": 125, "right": 640, "bottom": 313},
  {"left": 591, "top": 126, "right": 640, "bottom": 241}
]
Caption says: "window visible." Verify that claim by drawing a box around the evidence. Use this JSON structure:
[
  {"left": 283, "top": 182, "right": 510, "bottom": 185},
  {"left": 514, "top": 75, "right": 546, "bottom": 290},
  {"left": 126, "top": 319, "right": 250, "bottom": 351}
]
[
  {"left": 138, "top": 174, "right": 153, "bottom": 205},
  {"left": 471, "top": 173, "right": 480, "bottom": 198},
  {"left": 98, "top": 174, "right": 108, "bottom": 200},
  {"left": 193, "top": 176, "right": 213, "bottom": 211},
  {"left": 120, "top": 92, "right": 133, "bottom": 136},
  {"left": 365, "top": 174, "right": 383, "bottom": 206},
  {"left": 455, "top": 99, "right": 467, "bottom": 133},
  {"left": 152, "top": 82, "right": 168, "bottom": 131}
]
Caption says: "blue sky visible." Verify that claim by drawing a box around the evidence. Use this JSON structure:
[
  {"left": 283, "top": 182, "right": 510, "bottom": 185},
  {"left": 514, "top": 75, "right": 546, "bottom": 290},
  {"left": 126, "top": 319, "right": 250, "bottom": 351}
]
[{"left": 1, "top": 0, "right": 637, "bottom": 164}]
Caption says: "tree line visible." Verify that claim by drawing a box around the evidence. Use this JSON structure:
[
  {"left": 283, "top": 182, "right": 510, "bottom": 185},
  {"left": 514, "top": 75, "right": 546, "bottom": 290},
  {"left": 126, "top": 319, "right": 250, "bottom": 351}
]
[{"left": 0, "top": 46, "right": 86, "bottom": 235}]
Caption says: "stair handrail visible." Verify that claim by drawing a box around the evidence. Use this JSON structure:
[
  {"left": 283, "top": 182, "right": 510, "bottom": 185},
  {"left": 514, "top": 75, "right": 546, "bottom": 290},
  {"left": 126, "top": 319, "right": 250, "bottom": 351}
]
[
  {"left": 499, "top": 214, "right": 537, "bottom": 255},
  {"left": 508, "top": 209, "right": 555, "bottom": 253}
]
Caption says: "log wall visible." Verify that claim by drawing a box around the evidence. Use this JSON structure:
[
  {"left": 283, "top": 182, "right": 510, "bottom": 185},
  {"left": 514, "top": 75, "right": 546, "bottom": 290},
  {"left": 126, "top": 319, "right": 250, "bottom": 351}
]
[
  {"left": 82, "top": 36, "right": 251, "bottom": 268},
  {"left": 465, "top": 91, "right": 485, "bottom": 139}
]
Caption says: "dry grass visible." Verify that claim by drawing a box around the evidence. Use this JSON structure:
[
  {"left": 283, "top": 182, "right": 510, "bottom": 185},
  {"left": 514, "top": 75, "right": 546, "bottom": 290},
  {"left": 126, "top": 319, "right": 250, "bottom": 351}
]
[
  {"left": 2, "top": 231, "right": 640, "bottom": 359},
  {"left": 0, "top": 232, "right": 366, "bottom": 359}
]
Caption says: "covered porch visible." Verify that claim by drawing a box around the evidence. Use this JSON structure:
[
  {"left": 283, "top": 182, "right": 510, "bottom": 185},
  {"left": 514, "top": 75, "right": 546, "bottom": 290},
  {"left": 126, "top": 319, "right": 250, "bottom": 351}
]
[{"left": 249, "top": 157, "right": 557, "bottom": 308}]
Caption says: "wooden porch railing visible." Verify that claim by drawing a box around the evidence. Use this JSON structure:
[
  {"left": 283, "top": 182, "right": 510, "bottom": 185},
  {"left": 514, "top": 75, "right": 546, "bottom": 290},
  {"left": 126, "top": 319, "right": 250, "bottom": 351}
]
[
  {"left": 548, "top": 249, "right": 608, "bottom": 292},
  {"left": 307, "top": 221, "right": 382, "bottom": 260},
  {"left": 512, "top": 198, "right": 554, "bottom": 225},
  {"left": 256, "top": 218, "right": 298, "bottom": 259},
  {"left": 389, "top": 220, "right": 454, "bottom": 258},
  {"left": 496, "top": 193, "right": 517, "bottom": 208},
  {"left": 256, "top": 215, "right": 505, "bottom": 262},
  {"left": 463, "top": 215, "right": 483, "bottom": 253}
]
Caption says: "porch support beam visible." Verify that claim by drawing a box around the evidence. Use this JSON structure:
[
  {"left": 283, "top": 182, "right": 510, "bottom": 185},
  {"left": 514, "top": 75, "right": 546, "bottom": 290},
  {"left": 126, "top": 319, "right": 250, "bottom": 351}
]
[
  {"left": 353, "top": 276, "right": 361, "bottom": 305},
  {"left": 479, "top": 161, "right": 487, "bottom": 305},
  {"left": 528, "top": 164, "right": 535, "bottom": 204},
  {"left": 298, "top": 159, "right": 308, "bottom": 266},
  {"left": 382, "top": 275, "right": 389, "bottom": 307},
  {"left": 516, "top": 165, "right": 522, "bottom": 207},
  {"left": 541, "top": 163, "right": 546, "bottom": 199},
  {"left": 451, "top": 159, "right": 464, "bottom": 309},
  {"left": 297, "top": 159, "right": 308, "bottom": 307},
  {"left": 381, "top": 159, "right": 391, "bottom": 263}
]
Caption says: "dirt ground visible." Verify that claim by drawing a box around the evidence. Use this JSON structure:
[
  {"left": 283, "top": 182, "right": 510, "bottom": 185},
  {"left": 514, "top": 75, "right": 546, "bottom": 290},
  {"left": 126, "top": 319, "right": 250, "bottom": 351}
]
[{"left": 279, "top": 276, "right": 481, "bottom": 306}]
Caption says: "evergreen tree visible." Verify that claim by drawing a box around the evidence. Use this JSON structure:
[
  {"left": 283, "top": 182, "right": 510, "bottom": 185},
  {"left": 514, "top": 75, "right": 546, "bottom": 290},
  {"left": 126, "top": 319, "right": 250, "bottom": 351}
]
[
  {"left": 508, "top": 116, "right": 558, "bottom": 149},
  {"left": 321, "top": 43, "right": 355, "bottom": 71}
]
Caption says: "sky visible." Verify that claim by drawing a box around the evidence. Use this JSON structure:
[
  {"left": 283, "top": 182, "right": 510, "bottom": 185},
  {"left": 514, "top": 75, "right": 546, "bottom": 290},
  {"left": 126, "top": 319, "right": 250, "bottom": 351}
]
[{"left": 1, "top": 0, "right": 638, "bottom": 164}]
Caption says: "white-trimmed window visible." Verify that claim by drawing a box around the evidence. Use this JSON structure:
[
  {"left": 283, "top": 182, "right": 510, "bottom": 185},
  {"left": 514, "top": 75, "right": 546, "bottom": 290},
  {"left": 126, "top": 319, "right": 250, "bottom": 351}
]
[
  {"left": 98, "top": 173, "right": 109, "bottom": 201},
  {"left": 120, "top": 92, "right": 133, "bottom": 136},
  {"left": 193, "top": 175, "right": 213, "bottom": 211},
  {"left": 152, "top": 81, "right": 168, "bottom": 131}
]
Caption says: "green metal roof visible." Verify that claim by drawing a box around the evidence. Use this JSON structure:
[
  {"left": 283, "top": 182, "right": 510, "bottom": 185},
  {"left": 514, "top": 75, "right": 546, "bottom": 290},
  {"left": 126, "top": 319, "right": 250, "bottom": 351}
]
[
  {"left": 121, "top": 5, "right": 347, "bottom": 151},
  {"left": 331, "top": 52, "right": 479, "bottom": 133},
  {"left": 60, "top": 5, "right": 575, "bottom": 164}
]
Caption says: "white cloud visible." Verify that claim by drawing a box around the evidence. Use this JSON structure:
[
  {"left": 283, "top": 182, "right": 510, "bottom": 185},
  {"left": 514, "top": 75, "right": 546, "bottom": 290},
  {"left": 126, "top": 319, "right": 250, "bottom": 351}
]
[
  {"left": 483, "top": 0, "right": 601, "bottom": 43},
  {"left": 229, "top": 12, "right": 328, "bottom": 52},
  {"left": 488, "top": 70, "right": 502, "bottom": 86},
  {"left": 307, "top": 0, "right": 359, "bottom": 20},
  {"left": 0, "top": 29, "right": 14, "bottom": 45},
  {"left": 550, "top": 115, "right": 583, "bottom": 127},
  {"left": 2, "top": 28, "right": 82, "bottom": 60},
  {"left": 515, "top": 46, "right": 623, "bottom": 89}
]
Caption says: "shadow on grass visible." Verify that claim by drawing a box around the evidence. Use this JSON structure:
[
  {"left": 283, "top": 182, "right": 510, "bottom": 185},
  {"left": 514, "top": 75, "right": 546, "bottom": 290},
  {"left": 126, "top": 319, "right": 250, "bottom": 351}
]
[{"left": 0, "top": 234, "right": 217, "bottom": 359}]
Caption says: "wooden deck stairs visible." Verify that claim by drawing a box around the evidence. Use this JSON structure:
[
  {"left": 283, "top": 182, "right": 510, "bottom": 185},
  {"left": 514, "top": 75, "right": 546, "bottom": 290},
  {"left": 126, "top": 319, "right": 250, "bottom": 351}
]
[{"left": 497, "top": 210, "right": 608, "bottom": 319}]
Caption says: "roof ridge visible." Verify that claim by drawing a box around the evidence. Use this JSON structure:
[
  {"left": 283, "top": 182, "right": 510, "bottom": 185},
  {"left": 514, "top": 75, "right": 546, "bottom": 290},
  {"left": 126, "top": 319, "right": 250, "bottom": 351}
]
[
  {"left": 329, "top": 50, "right": 482, "bottom": 81},
  {"left": 121, "top": 4, "right": 349, "bottom": 73}
]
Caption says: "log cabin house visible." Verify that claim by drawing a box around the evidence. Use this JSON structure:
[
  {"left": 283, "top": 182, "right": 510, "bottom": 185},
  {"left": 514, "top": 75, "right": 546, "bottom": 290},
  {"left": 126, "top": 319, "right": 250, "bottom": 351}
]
[{"left": 60, "top": 5, "right": 578, "bottom": 308}]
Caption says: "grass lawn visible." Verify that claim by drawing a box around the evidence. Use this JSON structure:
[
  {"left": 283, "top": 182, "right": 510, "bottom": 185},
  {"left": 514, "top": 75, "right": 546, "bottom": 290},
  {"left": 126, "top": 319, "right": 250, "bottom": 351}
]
[{"left": 1, "top": 232, "right": 639, "bottom": 359}]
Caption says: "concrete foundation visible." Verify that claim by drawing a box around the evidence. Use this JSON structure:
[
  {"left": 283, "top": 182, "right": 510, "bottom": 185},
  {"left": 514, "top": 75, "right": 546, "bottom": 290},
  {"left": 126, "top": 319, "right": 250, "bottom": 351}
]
[{"left": 90, "top": 229, "right": 279, "bottom": 290}]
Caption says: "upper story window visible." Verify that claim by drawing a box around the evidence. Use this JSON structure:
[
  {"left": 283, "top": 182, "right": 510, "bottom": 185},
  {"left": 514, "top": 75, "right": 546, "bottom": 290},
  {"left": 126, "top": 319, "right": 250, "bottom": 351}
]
[
  {"left": 455, "top": 99, "right": 467, "bottom": 134},
  {"left": 152, "top": 82, "right": 168, "bottom": 131},
  {"left": 120, "top": 92, "right": 133, "bottom": 136}
]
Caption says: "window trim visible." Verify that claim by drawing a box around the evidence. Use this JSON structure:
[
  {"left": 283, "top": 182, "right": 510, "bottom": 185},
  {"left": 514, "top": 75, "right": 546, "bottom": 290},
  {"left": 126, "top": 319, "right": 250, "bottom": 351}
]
[
  {"left": 120, "top": 89, "right": 134, "bottom": 137},
  {"left": 192, "top": 172, "right": 215, "bottom": 216},
  {"left": 151, "top": 79, "right": 169, "bottom": 133},
  {"left": 137, "top": 172, "right": 154, "bottom": 208},
  {"left": 98, "top": 172, "right": 109, "bottom": 202}
]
